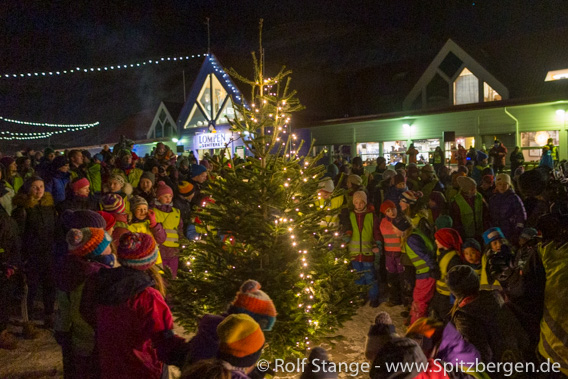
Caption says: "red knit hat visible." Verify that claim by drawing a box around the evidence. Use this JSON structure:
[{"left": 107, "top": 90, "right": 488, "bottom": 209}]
[
  {"left": 117, "top": 232, "right": 158, "bottom": 271},
  {"left": 96, "top": 211, "right": 116, "bottom": 231},
  {"left": 71, "top": 177, "right": 90, "bottom": 192},
  {"left": 434, "top": 228, "right": 463, "bottom": 252},
  {"left": 380, "top": 200, "right": 396, "bottom": 215}
]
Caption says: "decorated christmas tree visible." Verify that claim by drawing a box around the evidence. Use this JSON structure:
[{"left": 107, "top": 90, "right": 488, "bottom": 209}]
[{"left": 171, "top": 21, "right": 363, "bottom": 359}]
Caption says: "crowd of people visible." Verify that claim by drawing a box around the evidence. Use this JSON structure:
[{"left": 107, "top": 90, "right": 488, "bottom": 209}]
[
  {"left": 0, "top": 135, "right": 566, "bottom": 378},
  {"left": 316, "top": 138, "right": 567, "bottom": 377}
]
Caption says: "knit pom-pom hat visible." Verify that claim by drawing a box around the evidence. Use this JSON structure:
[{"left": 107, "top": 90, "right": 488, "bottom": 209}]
[
  {"left": 129, "top": 195, "right": 148, "bottom": 211},
  {"left": 228, "top": 280, "right": 277, "bottom": 331},
  {"left": 117, "top": 232, "right": 158, "bottom": 271},
  {"left": 379, "top": 200, "right": 396, "bottom": 215},
  {"left": 178, "top": 181, "right": 195, "bottom": 196},
  {"left": 101, "top": 193, "right": 125, "bottom": 214},
  {"left": 217, "top": 313, "right": 265, "bottom": 369},
  {"left": 66, "top": 228, "right": 112, "bottom": 258},
  {"left": 155, "top": 181, "right": 173, "bottom": 199}
]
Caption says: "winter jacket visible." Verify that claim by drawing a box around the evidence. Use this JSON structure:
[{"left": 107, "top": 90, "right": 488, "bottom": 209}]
[
  {"left": 489, "top": 144, "right": 507, "bottom": 168},
  {"left": 45, "top": 171, "right": 71, "bottom": 204},
  {"left": 0, "top": 182, "right": 15, "bottom": 216},
  {"left": 112, "top": 167, "right": 144, "bottom": 188},
  {"left": 12, "top": 192, "right": 57, "bottom": 265},
  {"left": 153, "top": 203, "right": 183, "bottom": 260},
  {"left": 0, "top": 207, "right": 21, "bottom": 267},
  {"left": 451, "top": 291, "right": 529, "bottom": 364},
  {"left": 85, "top": 163, "right": 102, "bottom": 193},
  {"left": 437, "top": 321, "right": 482, "bottom": 368},
  {"left": 186, "top": 313, "right": 226, "bottom": 365},
  {"left": 55, "top": 255, "right": 109, "bottom": 356},
  {"left": 488, "top": 189, "right": 526, "bottom": 245},
  {"left": 404, "top": 231, "right": 437, "bottom": 279},
  {"left": 93, "top": 267, "right": 187, "bottom": 379},
  {"left": 173, "top": 195, "right": 193, "bottom": 238}
]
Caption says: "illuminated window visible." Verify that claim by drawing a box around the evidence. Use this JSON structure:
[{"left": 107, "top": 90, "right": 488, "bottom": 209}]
[
  {"left": 483, "top": 83, "right": 502, "bottom": 102},
  {"left": 545, "top": 69, "right": 568, "bottom": 81},
  {"left": 453, "top": 68, "right": 478, "bottom": 105},
  {"left": 185, "top": 74, "right": 233, "bottom": 129},
  {"left": 383, "top": 141, "right": 407, "bottom": 164},
  {"left": 520, "top": 131, "right": 559, "bottom": 160},
  {"left": 357, "top": 143, "right": 380, "bottom": 161}
]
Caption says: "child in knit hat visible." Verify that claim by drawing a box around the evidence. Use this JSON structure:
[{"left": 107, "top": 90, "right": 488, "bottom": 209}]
[
  {"left": 174, "top": 181, "right": 198, "bottom": 240},
  {"left": 92, "top": 232, "right": 189, "bottom": 378},
  {"left": 186, "top": 279, "right": 277, "bottom": 365},
  {"left": 128, "top": 195, "right": 167, "bottom": 267},
  {"left": 431, "top": 228, "right": 463, "bottom": 321},
  {"left": 152, "top": 182, "right": 183, "bottom": 278},
  {"left": 479, "top": 227, "right": 508, "bottom": 293},
  {"left": 57, "top": 177, "right": 99, "bottom": 213},
  {"left": 216, "top": 314, "right": 265, "bottom": 378},
  {"left": 100, "top": 193, "right": 130, "bottom": 244},
  {"left": 55, "top": 227, "right": 114, "bottom": 378},
  {"left": 344, "top": 190, "right": 383, "bottom": 307},
  {"left": 365, "top": 311, "right": 399, "bottom": 362},
  {"left": 461, "top": 238, "right": 482, "bottom": 275}
]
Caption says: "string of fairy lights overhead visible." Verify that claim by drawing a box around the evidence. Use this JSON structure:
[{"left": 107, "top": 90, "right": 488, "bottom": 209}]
[
  {"left": 0, "top": 117, "right": 99, "bottom": 140},
  {"left": 1, "top": 52, "right": 208, "bottom": 80}
]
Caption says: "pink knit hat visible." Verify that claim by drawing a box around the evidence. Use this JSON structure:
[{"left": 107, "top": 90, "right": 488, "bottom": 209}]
[{"left": 155, "top": 181, "right": 173, "bottom": 198}]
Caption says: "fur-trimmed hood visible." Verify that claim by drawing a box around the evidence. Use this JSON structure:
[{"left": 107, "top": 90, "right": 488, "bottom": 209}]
[{"left": 13, "top": 191, "right": 54, "bottom": 209}]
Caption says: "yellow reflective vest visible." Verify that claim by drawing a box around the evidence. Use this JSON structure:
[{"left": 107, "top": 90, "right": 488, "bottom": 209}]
[
  {"left": 152, "top": 208, "right": 181, "bottom": 248},
  {"left": 348, "top": 212, "right": 375, "bottom": 257},
  {"left": 479, "top": 254, "right": 502, "bottom": 292},
  {"left": 538, "top": 242, "right": 568, "bottom": 375},
  {"left": 436, "top": 250, "right": 458, "bottom": 296},
  {"left": 315, "top": 195, "right": 344, "bottom": 227}
]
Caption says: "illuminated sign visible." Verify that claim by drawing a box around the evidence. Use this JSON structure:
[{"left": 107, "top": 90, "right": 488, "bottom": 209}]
[{"left": 194, "top": 132, "right": 231, "bottom": 149}]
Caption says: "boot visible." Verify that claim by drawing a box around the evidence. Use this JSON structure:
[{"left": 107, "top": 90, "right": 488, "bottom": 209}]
[
  {"left": 0, "top": 330, "right": 18, "bottom": 350},
  {"left": 23, "top": 322, "right": 40, "bottom": 339}
]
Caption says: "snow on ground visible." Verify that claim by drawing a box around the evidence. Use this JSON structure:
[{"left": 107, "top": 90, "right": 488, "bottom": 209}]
[{"left": 0, "top": 303, "right": 407, "bottom": 379}]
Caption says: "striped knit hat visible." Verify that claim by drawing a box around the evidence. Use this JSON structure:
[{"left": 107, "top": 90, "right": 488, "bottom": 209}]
[
  {"left": 228, "top": 280, "right": 277, "bottom": 331},
  {"left": 101, "top": 193, "right": 126, "bottom": 214},
  {"left": 66, "top": 228, "right": 112, "bottom": 258},
  {"left": 217, "top": 313, "right": 265, "bottom": 368},
  {"left": 117, "top": 232, "right": 158, "bottom": 271},
  {"left": 178, "top": 181, "right": 195, "bottom": 196}
]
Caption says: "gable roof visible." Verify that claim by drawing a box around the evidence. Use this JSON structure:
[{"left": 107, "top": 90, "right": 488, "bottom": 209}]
[
  {"left": 146, "top": 101, "right": 184, "bottom": 139},
  {"left": 176, "top": 54, "right": 244, "bottom": 132},
  {"left": 403, "top": 39, "right": 510, "bottom": 110}
]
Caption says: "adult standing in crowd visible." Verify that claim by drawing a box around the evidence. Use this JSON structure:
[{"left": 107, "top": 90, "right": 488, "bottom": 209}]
[{"left": 489, "top": 140, "right": 507, "bottom": 174}]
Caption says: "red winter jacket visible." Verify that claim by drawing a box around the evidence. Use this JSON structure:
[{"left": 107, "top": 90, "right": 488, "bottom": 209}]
[{"left": 93, "top": 267, "right": 186, "bottom": 379}]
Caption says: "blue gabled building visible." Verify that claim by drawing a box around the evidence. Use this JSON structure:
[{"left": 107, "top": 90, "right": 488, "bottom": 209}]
[{"left": 176, "top": 54, "right": 248, "bottom": 159}]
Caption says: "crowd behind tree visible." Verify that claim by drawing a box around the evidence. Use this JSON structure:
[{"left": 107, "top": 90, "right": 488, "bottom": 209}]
[{"left": 0, "top": 135, "right": 567, "bottom": 378}]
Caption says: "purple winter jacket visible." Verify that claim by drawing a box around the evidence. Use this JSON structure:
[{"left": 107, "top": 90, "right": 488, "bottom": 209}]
[
  {"left": 488, "top": 189, "right": 526, "bottom": 244},
  {"left": 187, "top": 314, "right": 226, "bottom": 364}
]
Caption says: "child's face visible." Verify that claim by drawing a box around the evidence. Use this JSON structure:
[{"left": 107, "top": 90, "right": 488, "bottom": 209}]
[
  {"left": 158, "top": 194, "right": 173, "bottom": 204},
  {"left": 385, "top": 207, "right": 397, "bottom": 219},
  {"left": 353, "top": 198, "right": 366, "bottom": 212},
  {"left": 109, "top": 179, "right": 123, "bottom": 193},
  {"left": 490, "top": 239, "right": 503, "bottom": 252},
  {"left": 76, "top": 186, "right": 90, "bottom": 197},
  {"left": 463, "top": 247, "right": 481, "bottom": 264},
  {"left": 395, "top": 182, "right": 406, "bottom": 189}
]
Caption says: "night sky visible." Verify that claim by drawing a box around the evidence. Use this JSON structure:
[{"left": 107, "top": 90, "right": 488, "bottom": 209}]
[{"left": 1, "top": 0, "right": 566, "bottom": 150}]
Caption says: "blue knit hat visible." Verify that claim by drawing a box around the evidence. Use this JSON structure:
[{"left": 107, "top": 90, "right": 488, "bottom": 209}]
[
  {"left": 482, "top": 227, "right": 505, "bottom": 245},
  {"left": 191, "top": 164, "right": 207, "bottom": 178},
  {"left": 462, "top": 238, "right": 481, "bottom": 252},
  {"left": 93, "top": 153, "right": 104, "bottom": 162}
]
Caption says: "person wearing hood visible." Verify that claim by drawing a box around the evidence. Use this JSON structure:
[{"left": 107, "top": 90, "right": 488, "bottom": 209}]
[
  {"left": 447, "top": 265, "right": 529, "bottom": 364},
  {"left": 344, "top": 191, "right": 382, "bottom": 307},
  {"left": 112, "top": 149, "right": 143, "bottom": 188},
  {"left": 90, "top": 232, "right": 189, "bottom": 378},
  {"left": 44, "top": 155, "right": 71, "bottom": 204},
  {"left": 55, "top": 227, "right": 114, "bottom": 378},
  {"left": 385, "top": 173, "right": 408, "bottom": 205},
  {"left": 488, "top": 174, "right": 526, "bottom": 246},
  {"left": 12, "top": 176, "right": 57, "bottom": 329},
  {"left": 57, "top": 177, "right": 99, "bottom": 213},
  {"left": 189, "top": 164, "right": 208, "bottom": 208},
  {"left": 430, "top": 228, "right": 463, "bottom": 322},
  {"left": 152, "top": 182, "right": 182, "bottom": 278},
  {"left": 185, "top": 279, "right": 276, "bottom": 367}
]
